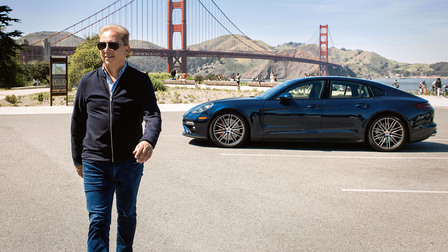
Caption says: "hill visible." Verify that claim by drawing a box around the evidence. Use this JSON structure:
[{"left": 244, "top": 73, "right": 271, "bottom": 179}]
[
  {"left": 21, "top": 31, "right": 85, "bottom": 46},
  {"left": 20, "top": 31, "right": 448, "bottom": 79}
]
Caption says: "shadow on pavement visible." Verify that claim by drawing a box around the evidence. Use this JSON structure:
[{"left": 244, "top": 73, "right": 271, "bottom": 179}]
[
  {"left": 399, "top": 141, "right": 448, "bottom": 153},
  {"left": 189, "top": 139, "right": 448, "bottom": 153}
]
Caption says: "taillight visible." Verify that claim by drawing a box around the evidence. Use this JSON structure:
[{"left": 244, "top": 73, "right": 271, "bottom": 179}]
[{"left": 414, "top": 102, "right": 432, "bottom": 109}]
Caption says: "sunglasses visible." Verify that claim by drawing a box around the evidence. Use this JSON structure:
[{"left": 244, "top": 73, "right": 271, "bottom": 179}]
[{"left": 97, "top": 42, "right": 122, "bottom": 50}]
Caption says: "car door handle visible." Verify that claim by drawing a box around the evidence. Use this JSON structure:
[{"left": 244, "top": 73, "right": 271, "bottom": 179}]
[
  {"left": 306, "top": 104, "right": 320, "bottom": 109},
  {"left": 355, "top": 103, "right": 369, "bottom": 109}
]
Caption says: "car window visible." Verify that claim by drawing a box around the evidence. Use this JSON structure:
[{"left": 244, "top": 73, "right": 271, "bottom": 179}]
[
  {"left": 370, "top": 86, "right": 385, "bottom": 97},
  {"left": 330, "top": 81, "right": 370, "bottom": 99},
  {"left": 280, "top": 81, "right": 325, "bottom": 100}
]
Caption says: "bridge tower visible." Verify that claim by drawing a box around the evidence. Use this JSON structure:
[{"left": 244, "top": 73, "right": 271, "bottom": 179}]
[
  {"left": 318, "top": 25, "right": 328, "bottom": 76},
  {"left": 167, "top": 0, "right": 187, "bottom": 74}
]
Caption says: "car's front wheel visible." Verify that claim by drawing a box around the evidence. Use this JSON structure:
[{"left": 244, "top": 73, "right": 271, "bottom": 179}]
[
  {"left": 209, "top": 112, "right": 248, "bottom": 147},
  {"left": 368, "top": 115, "right": 406, "bottom": 151}
]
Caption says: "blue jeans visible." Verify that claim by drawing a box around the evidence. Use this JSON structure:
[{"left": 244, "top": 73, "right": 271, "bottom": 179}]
[{"left": 83, "top": 159, "right": 143, "bottom": 252}]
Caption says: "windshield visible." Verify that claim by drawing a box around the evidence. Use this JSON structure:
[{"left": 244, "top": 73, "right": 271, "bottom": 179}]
[{"left": 255, "top": 79, "right": 297, "bottom": 99}]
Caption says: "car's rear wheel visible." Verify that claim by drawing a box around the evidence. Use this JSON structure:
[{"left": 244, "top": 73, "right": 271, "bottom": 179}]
[
  {"left": 209, "top": 112, "right": 248, "bottom": 147},
  {"left": 368, "top": 115, "right": 406, "bottom": 151}
]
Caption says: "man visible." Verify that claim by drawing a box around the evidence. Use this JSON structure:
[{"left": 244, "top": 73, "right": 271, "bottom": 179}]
[
  {"left": 71, "top": 24, "right": 162, "bottom": 251},
  {"left": 432, "top": 77, "right": 442, "bottom": 96},
  {"left": 235, "top": 73, "right": 241, "bottom": 91},
  {"left": 392, "top": 79, "right": 400, "bottom": 88}
]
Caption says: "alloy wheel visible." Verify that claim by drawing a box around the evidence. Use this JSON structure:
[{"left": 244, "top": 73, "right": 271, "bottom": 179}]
[
  {"left": 368, "top": 116, "right": 406, "bottom": 151},
  {"left": 210, "top": 113, "right": 247, "bottom": 147}
]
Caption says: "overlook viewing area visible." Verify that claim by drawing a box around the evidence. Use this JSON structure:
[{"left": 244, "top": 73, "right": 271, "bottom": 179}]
[{"left": 163, "top": 79, "right": 280, "bottom": 91}]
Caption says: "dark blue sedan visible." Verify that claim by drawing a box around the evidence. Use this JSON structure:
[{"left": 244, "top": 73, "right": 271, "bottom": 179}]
[{"left": 182, "top": 77, "right": 437, "bottom": 151}]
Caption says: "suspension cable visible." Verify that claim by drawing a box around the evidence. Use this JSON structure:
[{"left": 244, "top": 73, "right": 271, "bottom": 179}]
[
  {"left": 196, "top": 0, "right": 261, "bottom": 52},
  {"left": 306, "top": 27, "right": 318, "bottom": 45},
  {"left": 31, "top": 0, "right": 134, "bottom": 46},
  {"left": 328, "top": 27, "right": 335, "bottom": 49},
  {"left": 50, "top": 0, "right": 134, "bottom": 45}
]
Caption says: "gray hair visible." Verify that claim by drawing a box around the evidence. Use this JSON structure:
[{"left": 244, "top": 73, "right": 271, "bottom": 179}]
[{"left": 99, "top": 24, "right": 130, "bottom": 46}]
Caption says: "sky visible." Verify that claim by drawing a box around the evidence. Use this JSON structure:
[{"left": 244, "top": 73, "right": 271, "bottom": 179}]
[{"left": 3, "top": 0, "right": 448, "bottom": 64}]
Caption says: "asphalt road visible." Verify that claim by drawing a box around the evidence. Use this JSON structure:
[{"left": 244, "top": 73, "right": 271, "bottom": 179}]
[{"left": 1, "top": 108, "right": 447, "bottom": 251}]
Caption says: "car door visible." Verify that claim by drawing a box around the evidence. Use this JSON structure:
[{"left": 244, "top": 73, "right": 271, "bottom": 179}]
[
  {"left": 261, "top": 80, "right": 326, "bottom": 140},
  {"left": 321, "top": 80, "right": 379, "bottom": 140}
]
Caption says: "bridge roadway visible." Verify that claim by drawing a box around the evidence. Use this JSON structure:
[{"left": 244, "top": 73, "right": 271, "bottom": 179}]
[
  {"left": 25, "top": 45, "right": 341, "bottom": 68},
  {"left": 0, "top": 103, "right": 447, "bottom": 251}
]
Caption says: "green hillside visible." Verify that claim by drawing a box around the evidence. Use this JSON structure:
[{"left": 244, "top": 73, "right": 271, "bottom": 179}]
[{"left": 20, "top": 31, "right": 448, "bottom": 78}]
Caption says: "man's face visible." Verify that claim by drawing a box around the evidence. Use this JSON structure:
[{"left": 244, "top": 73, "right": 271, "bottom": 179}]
[{"left": 99, "top": 29, "right": 129, "bottom": 70}]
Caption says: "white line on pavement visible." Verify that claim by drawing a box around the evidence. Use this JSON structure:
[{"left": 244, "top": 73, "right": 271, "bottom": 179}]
[
  {"left": 221, "top": 153, "right": 448, "bottom": 160},
  {"left": 341, "top": 189, "right": 448, "bottom": 194}
]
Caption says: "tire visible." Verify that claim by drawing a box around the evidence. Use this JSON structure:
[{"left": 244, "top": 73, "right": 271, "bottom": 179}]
[
  {"left": 368, "top": 115, "right": 406, "bottom": 151},
  {"left": 209, "top": 112, "right": 248, "bottom": 147}
]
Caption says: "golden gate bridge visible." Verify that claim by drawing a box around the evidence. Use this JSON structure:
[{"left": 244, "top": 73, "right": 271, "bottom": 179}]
[{"left": 21, "top": 0, "right": 340, "bottom": 76}]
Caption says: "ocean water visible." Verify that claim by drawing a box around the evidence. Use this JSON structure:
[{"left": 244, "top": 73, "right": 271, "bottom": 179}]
[
  {"left": 372, "top": 78, "right": 447, "bottom": 92},
  {"left": 242, "top": 77, "right": 447, "bottom": 93}
]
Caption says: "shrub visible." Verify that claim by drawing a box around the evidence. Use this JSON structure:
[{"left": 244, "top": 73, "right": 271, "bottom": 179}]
[
  {"left": 151, "top": 78, "right": 166, "bottom": 92},
  {"left": 205, "top": 73, "right": 217, "bottom": 80},
  {"left": 194, "top": 74, "right": 204, "bottom": 84},
  {"left": 148, "top": 73, "right": 168, "bottom": 92},
  {"left": 5, "top": 94, "right": 20, "bottom": 105},
  {"left": 30, "top": 92, "right": 49, "bottom": 102}
]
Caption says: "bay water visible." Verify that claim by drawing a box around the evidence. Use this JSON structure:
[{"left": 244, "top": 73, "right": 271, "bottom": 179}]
[{"left": 373, "top": 78, "right": 447, "bottom": 92}]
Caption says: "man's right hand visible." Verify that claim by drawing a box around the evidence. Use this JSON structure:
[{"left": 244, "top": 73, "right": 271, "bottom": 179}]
[{"left": 75, "top": 165, "right": 83, "bottom": 178}]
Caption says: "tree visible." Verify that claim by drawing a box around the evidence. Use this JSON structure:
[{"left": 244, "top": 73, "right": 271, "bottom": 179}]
[
  {"left": 68, "top": 34, "right": 102, "bottom": 88},
  {"left": 430, "top": 62, "right": 448, "bottom": 76},
  {"left": 0, "top": 5, "right": 24, "bottom": 88},
  {"left": 23, "top": 60, "right": 49, "bottom": 84}
]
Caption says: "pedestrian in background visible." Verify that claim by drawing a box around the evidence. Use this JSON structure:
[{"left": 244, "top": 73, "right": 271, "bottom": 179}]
[
  {"left": 236, "top": 73, "right": 241, "bottom": 90},
  {"left": 392, "top": 79, "right": 400, "bottom": 88},
  {"left": 419, "top": 80, "right": 427, "bottom": 95},
  {"left": 432, "top": 77, "right": 442, "bottom": 96},
  {"left": 71, "top": 24, "right": 162, "bottom": 251}
]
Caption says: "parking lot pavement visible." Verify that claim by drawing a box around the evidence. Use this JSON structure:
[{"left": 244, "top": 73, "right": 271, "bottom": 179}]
[
  {"left": 0, "top": 103, "right": 198, "bottom": 115},
  {"left": 1, "top": 109, "right": 447, "bottom": 251}
]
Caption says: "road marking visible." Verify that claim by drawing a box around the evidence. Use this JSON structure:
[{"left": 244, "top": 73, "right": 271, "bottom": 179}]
[
  {"left": 341, "top": 189, "right": 448, "bottom": 194},
  {"left": 221, "top": 153, "right": 448, "bottom": 160}
]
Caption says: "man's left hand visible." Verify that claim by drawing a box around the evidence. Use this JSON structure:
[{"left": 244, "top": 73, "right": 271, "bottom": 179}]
[{"left": 133, "top": 141, "right": 154, "bottom": 163}]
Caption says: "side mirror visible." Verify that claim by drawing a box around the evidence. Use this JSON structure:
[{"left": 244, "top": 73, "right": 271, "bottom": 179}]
[{"left": 278, "top": 93, "right": 292, "bottom": 104}]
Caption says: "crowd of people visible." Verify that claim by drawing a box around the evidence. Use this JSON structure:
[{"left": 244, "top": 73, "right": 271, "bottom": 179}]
[
  {"left": 170, "top": 69, "right": 187, "bottom": 80},
  {"left": 380, "top": 77, "right": 445, "bottom": 97},
  {"left": 168, "top": 70, "right": 445, "bottom": 97},
  {"left": 418, "top": 78, "right": 444, "bottom": 96}
]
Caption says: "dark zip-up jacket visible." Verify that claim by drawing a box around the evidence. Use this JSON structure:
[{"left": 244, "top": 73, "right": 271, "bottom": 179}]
[{"left": 71, "top": 65, "right": 162, "bottom": 166}]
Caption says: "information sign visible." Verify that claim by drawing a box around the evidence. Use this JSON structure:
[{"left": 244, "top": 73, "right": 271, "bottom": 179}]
[{"left": 49, "top": 56, "right": 68, "bottom": 106}]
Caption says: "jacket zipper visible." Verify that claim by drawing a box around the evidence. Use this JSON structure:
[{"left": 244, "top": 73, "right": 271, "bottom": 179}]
[{"left": 109, "top": 92, "right": 114, "bottom": 163}]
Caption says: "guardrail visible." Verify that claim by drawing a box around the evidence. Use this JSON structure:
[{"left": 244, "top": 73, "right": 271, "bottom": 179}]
[
  {"left": 246, "top": 82, "right": 279, "bottom": 88},
  {"left": 203, "top": 80, "right": 238, "bottom": 86},
  {"left": 162, "top": 79, "right": 281, "bottom": 91},
  {"left": 163, "top": 79, "right": 196, "bottom": 85}
]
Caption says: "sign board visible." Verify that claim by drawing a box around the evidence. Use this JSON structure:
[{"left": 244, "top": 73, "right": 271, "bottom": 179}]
[{"left": 49, "top": 56, "right": 68, "bottom": 106}]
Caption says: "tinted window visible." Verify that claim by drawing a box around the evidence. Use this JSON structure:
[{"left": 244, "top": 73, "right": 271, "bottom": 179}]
[
  {"left": 330, "top": 81, "right": 370, "bottom": 99},
  {"left": 370, "top": 86, "right": 385, "bottom": 97},
  {"left": 277, "top": 80, "right": 325, "bottom": 100}
]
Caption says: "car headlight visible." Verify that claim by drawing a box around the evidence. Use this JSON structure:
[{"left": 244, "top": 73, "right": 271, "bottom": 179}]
[{"left": 191, "top": 103, "right": 214, "bottom": 114}]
